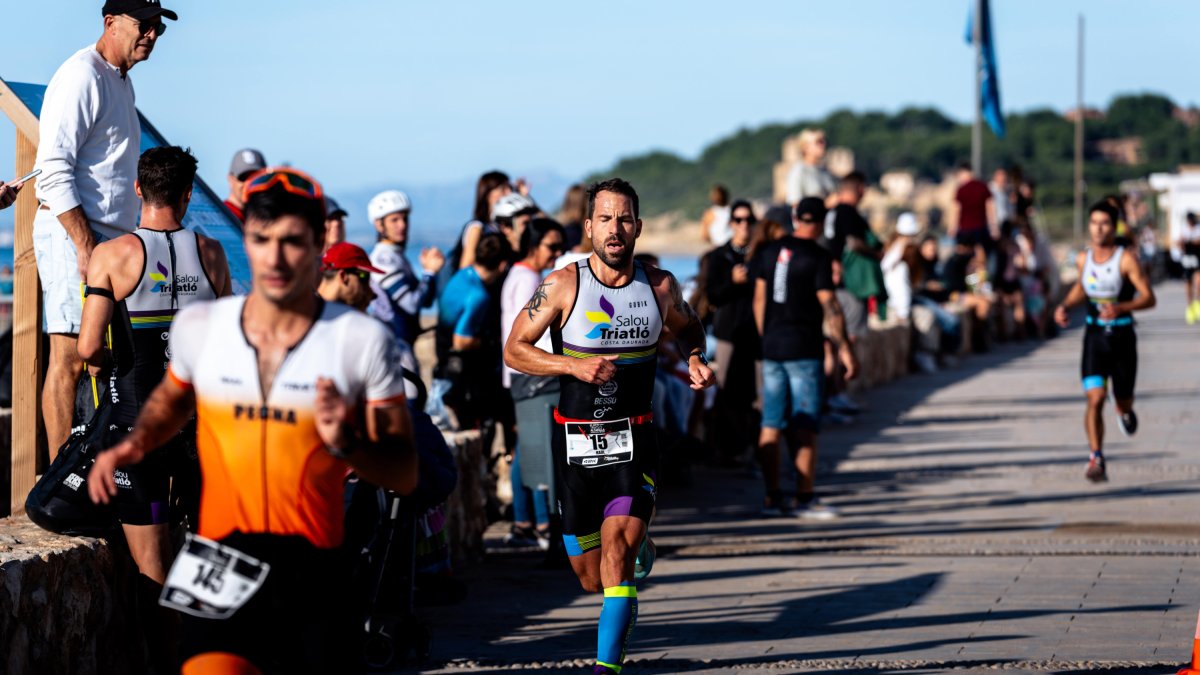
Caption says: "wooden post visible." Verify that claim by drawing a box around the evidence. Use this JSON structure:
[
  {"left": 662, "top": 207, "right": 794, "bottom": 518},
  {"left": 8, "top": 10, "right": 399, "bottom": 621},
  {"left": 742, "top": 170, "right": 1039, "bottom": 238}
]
[{"left": 8, "top": 131, "right": 44, "bottom": 515}]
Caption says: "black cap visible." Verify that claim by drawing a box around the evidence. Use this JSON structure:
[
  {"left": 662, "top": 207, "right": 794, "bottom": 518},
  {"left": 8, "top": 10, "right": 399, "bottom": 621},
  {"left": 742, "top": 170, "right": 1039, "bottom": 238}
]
[
  {"left": 794, "top": 197, "right": 827, "bottom": 224},
  {"left": 102, "top": 0, "right": 178, "bottom": 21},
  {"left": 325, "top": 197, "right": 348, "bottom": 219}
]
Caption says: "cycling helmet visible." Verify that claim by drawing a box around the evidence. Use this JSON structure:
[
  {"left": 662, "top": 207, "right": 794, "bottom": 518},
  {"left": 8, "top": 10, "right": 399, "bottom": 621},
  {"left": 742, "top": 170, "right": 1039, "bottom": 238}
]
[
  {"left": 491, "top": 193, "right": 537, "bottom": 220},
  {"left": 368, "top": 190, "right": 412, "bottom": 222}
]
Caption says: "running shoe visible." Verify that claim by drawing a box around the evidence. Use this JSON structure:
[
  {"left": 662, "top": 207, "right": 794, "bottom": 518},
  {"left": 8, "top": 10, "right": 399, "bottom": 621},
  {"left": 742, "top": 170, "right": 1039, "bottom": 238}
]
[
  {"left": 825, "top": 411, "right": 856, "bottom": 426},
  {"left": 1085, "top": 456, "right": 1108, "bottom": 483},
  {"left": 913, "top": 352, "right": 939, "bottom": 373},
  {"left": 1116, "top": 409, "right": 1138, "bottom": 437},
  {"left": 760, "top": 502, "right": 784, "bottom": 517},
  {"left": 502, "top": 524, "right": 542, "bottom": 548},
  {"left": 828, "top": 393, "right": 863, "bottom": 414},
  {"left": 761, "top": 491, "right": 785, "bottom": 517},
  {"left": 634, "top": 536, "right": 656, "bottom": 580},
  {"left": 1187, "top": 302, "right": 1198, "bottom": 325},
  {"left": 793, "top": 497, "right": 840, "bottom": 520}
]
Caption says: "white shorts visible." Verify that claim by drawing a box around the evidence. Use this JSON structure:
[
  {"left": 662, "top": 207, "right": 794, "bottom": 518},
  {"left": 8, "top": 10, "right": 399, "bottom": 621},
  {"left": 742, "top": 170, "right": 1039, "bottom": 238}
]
[{"left": 32, "top": 209, "right": 85, "bottom": 335}]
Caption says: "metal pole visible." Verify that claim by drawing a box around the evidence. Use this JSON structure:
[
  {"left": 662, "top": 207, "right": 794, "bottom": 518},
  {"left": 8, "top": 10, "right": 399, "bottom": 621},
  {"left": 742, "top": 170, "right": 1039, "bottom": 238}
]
[
  {"left": 1073, "top": 14, "right": 1085, "bottom": 243},
  {"left": 972, "top": 0, "right": 983, "bottom": 175}
]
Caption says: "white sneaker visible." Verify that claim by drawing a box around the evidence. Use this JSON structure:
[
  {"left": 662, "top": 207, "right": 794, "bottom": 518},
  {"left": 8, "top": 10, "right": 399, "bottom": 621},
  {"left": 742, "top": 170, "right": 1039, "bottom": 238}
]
[{"left": 794, "top": 498, "right": 840, "bottom": 520}]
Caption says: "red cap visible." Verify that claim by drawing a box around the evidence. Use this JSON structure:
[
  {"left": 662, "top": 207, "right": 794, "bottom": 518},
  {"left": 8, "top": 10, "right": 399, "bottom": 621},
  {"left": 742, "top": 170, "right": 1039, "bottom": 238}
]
[{"left": 321, "top": 242, "right": 384, "bottom": 274}]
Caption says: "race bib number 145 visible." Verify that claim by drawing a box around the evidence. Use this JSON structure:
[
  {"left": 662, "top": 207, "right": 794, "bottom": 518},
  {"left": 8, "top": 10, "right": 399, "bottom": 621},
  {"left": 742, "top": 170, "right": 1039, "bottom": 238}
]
[{"left": 160, "top": 534, "right": 270, "bottom": 619}]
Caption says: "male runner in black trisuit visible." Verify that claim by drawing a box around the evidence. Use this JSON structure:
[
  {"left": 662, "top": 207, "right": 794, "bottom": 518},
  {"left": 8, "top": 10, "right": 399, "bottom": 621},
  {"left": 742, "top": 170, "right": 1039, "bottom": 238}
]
[
  {"left": 1055, "top": 200, "right": 1155, "bottom": 482},
  {"left": 505, "top": 178, "right": 715, "bottom": 674}
]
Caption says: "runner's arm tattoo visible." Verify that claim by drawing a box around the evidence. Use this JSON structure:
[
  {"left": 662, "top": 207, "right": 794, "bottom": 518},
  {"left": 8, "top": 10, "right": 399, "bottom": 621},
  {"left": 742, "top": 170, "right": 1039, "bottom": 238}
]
[
  {"left": 524, "top": 280, "right": 552, "bottom": 321},
  {"left": 822, "top": 294, "right": 851, "bottom": 347}
]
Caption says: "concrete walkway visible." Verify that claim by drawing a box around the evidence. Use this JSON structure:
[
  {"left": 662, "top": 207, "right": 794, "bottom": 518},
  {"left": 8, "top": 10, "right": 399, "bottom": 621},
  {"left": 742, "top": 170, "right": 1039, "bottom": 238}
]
[{"left": 417, "top": 281, "right": 1200, "bottom": 674}]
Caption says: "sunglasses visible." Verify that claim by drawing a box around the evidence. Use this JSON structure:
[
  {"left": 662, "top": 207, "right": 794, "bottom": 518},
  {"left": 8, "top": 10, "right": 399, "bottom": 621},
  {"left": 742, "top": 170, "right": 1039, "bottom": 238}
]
[
  {"left": 542, "top": 242, "right": 565, "bottom": 254},
  {"left": 731, "top": 216, "right": 755, "bottom": 224},
  {"left": 120, "top": 14, "right": 167, "bottom": 36},
  {"left": 348, "top": 270, "right": 370, "bottom": 281},
  {"left": 243, "top": 168, "right": 324, "bottom": 203}
]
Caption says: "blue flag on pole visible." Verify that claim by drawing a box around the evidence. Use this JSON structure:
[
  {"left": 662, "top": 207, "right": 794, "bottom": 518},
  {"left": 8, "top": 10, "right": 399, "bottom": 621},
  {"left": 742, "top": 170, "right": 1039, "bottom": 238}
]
[{"left": 966, "top": 0, "right": 1005, "bottom": 138}]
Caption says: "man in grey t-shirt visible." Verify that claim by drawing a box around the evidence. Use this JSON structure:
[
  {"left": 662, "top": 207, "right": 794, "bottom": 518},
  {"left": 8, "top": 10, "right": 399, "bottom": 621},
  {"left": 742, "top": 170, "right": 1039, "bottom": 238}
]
[{"left": 785, "top": 128, "right": 837, "bottom": 208}]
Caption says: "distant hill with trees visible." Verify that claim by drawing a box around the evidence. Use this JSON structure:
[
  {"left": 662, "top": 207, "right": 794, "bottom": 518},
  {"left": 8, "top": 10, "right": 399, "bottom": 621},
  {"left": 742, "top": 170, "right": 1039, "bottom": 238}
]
[{"left": 588, "top": 94, "right": 1200, "bottom": 222}]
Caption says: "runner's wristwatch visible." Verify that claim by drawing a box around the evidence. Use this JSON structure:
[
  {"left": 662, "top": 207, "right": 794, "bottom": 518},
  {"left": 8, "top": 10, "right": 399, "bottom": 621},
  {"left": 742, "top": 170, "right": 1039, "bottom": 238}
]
[{"left": 688, "top": 349, "right": 709, "bottom": 366}]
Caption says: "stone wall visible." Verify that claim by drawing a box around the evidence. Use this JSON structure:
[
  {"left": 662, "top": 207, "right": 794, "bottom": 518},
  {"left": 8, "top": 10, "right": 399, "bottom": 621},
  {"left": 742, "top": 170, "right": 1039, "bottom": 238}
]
[
  {"left": 442, "top": 430, "right": 487, "bottom": 566},
  {"left": 846, "top": 322, "right": 912, "bottom": 393},
  {"left": 0, "top": 518, "right": 147, "bottom": 675}
]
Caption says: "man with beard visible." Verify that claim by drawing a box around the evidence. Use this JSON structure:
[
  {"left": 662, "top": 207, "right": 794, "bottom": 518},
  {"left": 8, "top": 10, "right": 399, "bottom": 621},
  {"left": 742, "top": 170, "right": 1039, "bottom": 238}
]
[{"left": 504, "top": 178, "right": 715, "bottom": 674}]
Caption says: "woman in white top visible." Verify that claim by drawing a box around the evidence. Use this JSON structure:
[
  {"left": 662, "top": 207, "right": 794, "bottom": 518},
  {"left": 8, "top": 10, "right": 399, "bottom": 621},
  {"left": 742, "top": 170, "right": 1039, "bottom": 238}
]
[
  {"left": 499, "top": 218, "right": 566, "bottom": 548},
  {"left": 700, "top": 184, "right": 733, "bottom": 246},
  {"left": 882, "top": 212, "right": 921, "bottom": 321}
]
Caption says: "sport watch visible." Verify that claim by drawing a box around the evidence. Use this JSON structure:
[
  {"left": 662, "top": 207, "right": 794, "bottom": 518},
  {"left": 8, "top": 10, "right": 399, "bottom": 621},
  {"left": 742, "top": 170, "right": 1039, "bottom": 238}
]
[{"left": 688, "top": 349, "right": 709, "bottom": 366}]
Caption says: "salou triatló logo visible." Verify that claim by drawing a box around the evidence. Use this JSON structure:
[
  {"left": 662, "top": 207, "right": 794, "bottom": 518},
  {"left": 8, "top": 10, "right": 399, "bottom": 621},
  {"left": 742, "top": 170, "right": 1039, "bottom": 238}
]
[
  {"left": 148, "top": 260, "right": 204, "bottom": 296},
  {"left": 584, "top": 295, "right": 652, "bottom": 342},
  {"left": 149, "top": 261, "right": 171, "bottom": 292},
  {"left": 585, "top": 295, "right": 617, "bottom": 339}
]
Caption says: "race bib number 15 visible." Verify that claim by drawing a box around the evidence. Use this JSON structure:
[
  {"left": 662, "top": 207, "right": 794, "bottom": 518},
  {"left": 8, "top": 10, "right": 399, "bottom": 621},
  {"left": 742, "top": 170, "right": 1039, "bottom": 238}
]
[{"left": 565, "top": 418, "right": 634, "bottom": 467}]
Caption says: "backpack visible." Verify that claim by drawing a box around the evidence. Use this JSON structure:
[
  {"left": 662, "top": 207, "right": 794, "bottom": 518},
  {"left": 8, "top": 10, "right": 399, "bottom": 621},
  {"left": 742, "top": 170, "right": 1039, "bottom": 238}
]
[{"left": 25, "top": 373, "right": 120, "bottom": 537}]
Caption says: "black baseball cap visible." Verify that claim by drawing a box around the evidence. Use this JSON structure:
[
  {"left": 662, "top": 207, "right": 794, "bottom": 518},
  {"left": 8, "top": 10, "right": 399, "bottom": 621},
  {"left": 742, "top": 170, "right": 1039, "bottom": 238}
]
[
  {"left": 794, "top": 197, "right": 827, "bottom": 224},
  {"left": 102, "top": 0, "right": 178, "bottom": 21},
  {"left": 325, "top": 197, "right": 348, "bottom": 219}
]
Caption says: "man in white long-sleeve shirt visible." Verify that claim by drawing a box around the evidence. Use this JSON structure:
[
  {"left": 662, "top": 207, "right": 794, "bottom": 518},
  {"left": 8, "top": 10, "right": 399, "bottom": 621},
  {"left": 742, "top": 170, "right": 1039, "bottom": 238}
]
[
  {"left": 366, "top": 189, "right": 445, "bottom": 350},
  {"left": 33, "top": 0, "right": 176, "bottom": 454}
]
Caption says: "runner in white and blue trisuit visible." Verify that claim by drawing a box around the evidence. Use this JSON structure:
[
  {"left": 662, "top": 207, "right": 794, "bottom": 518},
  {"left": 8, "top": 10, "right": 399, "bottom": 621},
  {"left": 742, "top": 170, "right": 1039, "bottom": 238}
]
[
  {"left": 504, "top": 178, "right": 715, "bottom": 674},
  {"left": 1055, "top": 200, "right": 1156, "bottom": 483}
]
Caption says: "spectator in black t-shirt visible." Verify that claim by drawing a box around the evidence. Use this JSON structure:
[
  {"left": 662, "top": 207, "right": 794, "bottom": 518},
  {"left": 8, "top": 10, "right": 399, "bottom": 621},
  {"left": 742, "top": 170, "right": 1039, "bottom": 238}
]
[
  {"left": 705, "top": 199, "right": 760, "bottom": 465},
  {"left": 822, "top": 172, "right": 883, "bottom": 414},
  {"left": 752, "top": 197, "right": 857, "bottom": 519}
]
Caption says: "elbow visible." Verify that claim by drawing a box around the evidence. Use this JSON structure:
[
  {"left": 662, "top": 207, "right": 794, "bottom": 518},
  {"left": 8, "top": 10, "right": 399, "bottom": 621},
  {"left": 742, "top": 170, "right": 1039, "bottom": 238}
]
[{"left": 77, "top": 338, "right": 102, "bottom": 365}]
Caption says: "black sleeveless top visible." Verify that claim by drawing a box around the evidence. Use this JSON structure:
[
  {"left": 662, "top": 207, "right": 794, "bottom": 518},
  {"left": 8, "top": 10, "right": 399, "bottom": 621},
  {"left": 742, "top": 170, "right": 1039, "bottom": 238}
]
[{"left": 551, "top": 260, "right": 664, "bottom": 421}]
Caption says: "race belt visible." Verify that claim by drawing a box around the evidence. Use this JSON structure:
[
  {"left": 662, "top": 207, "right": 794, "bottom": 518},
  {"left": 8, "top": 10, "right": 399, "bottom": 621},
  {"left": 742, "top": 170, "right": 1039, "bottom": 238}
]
[{"left": 553, "top": 408, "right": 653, "bottom": 426}]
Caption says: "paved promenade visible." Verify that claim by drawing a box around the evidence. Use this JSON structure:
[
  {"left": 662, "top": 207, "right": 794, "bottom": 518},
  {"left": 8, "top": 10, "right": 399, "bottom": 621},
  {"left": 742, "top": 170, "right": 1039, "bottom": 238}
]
[{"left": 420, "top": 281, "right": 1200, "bottom": 674}]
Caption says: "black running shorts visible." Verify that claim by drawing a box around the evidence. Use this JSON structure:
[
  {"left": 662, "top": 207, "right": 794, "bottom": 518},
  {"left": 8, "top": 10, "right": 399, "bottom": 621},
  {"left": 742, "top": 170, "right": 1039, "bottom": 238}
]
[
  {"left": 179, "top": 533, "right": 354, "bottom": 674},
  {"left": 552, "top": 421, "right": 659, "bottom": 557},
  {"left": 1081, "top": 326, "right": 1137, "bottom": 400},
  {"left": 113, "top": 433, "right": 197, "bottom": 526}
]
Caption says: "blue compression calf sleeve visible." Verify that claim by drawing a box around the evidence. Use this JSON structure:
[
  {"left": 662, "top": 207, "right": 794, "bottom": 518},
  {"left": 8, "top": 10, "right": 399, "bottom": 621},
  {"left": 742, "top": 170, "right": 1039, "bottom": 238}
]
[{"left": 596, "top": 582, "right": 638, "bottom": 672}]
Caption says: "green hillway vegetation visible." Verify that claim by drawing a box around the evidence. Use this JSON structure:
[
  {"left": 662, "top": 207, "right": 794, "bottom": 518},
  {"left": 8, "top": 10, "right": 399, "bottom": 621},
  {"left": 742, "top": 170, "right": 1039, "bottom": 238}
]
[{"left": 589, "top": 94, "right": 1200, "bottom": 238}]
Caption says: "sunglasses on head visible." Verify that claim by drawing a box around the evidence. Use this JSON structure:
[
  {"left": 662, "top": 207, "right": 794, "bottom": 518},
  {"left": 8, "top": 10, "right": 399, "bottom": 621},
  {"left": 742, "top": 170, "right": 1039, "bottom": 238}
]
[
  {"left": 120, "top": 14, "right": 167, "bottom": 35},
  {"left": 243, "top": 168, "right": 324, "bottom": 203}
]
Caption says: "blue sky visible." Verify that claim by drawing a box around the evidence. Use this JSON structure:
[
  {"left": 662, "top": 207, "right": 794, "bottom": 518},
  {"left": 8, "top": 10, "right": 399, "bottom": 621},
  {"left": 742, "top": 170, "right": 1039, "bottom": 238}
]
[{"left": 2, "top": 0, "right": 1199, "bottom": 231}]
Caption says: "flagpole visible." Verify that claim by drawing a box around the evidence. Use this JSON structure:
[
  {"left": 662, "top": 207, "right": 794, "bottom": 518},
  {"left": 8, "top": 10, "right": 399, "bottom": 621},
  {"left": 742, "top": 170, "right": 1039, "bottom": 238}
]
[
  {"left": 1073, "top": 14, "right": 1085, "bottom": 243},
  {"left": 972, "top": 0, "right": 983, "bottom": 175}
]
